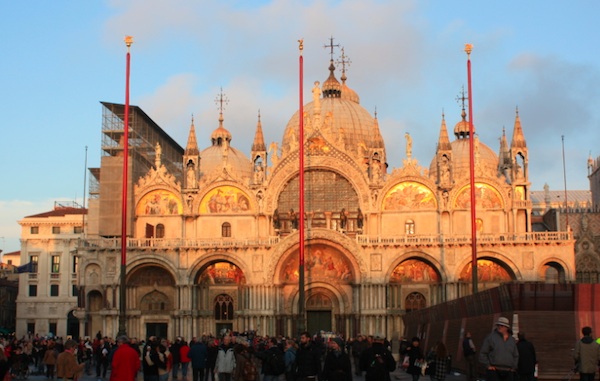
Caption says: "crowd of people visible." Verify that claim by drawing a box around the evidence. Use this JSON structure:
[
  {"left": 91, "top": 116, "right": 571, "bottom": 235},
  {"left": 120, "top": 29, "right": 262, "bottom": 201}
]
[{"left": 0, "top": 317, "right": 598, "bottom": 381}]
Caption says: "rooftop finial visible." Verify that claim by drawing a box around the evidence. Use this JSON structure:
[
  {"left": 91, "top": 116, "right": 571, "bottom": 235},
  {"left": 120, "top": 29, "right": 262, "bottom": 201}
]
[
  {"left": 323, "top": 36, "right": 340, "bottom": 61},
  {"left": 456, "top": 86, "right": 468, "bottom": 120},
  {"left": 215, "top": 87, "right": 229, "bottom": 124},
  {"left": 336, "top": 47, "right": 352, "bottom": 83}
]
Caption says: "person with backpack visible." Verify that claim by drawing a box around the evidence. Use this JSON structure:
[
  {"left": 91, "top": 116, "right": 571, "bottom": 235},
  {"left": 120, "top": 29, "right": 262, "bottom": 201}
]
[
  {"left": 359, "top": 334, "right": 396, "bottom": 381},
  {"left": 233, "top": 339, "right": 258, "bottom": 381},
  {"left": 322, "top": 337, "right": 352, "bottom": 381},
  {"left": 258, "top": 337, "right": 285, "bottom": 381}
]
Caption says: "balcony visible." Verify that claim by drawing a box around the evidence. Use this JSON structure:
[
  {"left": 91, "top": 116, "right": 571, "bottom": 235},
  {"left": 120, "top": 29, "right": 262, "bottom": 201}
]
[{"left": 79, "top": 230, "right": 572, "bottom": 251}]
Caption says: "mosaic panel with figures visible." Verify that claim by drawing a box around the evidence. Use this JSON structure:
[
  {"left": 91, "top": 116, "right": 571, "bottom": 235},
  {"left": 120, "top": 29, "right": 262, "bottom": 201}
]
[
  {"left": 199, "top": 186, "right": 252, "bottom": 214},
  {"left": 198, "top": 262, "right": 246, "bottom": 285},
  {"left": 280, "top": 245, "right": 354, "bottom": 284},
  {"left": 454, "top": 183, "right": 503, "bottom": 209},
  {"left": 390, "top": 259, "right": 440, "bottom": 283},
  {"left": 459, "top": 259, "right": 513, "bottom": 282},
  {"left": 137, "top": 190, "right": 183, "bottom": 215},
  {"left": 382, "top": 181, "right": 437, "bottom": 211}
]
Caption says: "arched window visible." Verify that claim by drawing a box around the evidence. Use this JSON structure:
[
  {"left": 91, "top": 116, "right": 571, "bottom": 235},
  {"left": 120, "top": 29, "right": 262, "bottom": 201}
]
[
  {"left": 405, "top": 219, "right": 415, "bottom": 235},
  {"left": 222, "top": 222, "right": 231, "bottom": 237},
  {"left": 214, "top": 294, "right": 234, "bottom": 320},
  {"left": 405, "top": 292, "right": 426, "bottom": 312},
  {"left": 156, "top": 224, "right": 165, "bottom": 238}
]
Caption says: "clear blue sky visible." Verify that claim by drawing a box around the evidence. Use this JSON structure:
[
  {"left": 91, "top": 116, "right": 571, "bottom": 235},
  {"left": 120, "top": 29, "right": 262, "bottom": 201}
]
[{"left": 1, "top": 0, "right": 598, "bottom": 254}]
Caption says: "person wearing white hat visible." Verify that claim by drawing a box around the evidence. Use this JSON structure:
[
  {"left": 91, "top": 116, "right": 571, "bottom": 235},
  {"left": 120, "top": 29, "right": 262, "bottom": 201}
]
[{"left": 479, "top": 316, "right": 519, "bottom": 381}]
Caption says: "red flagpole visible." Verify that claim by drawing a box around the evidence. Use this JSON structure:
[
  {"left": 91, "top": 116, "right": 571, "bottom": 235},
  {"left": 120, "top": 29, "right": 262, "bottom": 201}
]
[
  {"left": 465, "top": 44, "right": 478, "bottom": 293},
  {"left": 118, "top": 35, "right": 133, "bottom": 337},
  {"left": 297, "top": 39, "right": 306, "bottom": 334}
]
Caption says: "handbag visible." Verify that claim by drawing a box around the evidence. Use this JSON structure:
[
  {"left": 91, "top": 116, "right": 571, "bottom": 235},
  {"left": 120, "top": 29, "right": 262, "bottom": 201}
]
[{"left": 401, "top": 355, "right": 410, "bottom": 369}]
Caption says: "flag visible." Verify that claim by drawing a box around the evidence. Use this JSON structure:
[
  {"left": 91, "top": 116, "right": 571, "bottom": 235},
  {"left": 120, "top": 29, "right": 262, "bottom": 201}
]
[{"left": 16, "top": 262, "right": 35, "bottom": 273}]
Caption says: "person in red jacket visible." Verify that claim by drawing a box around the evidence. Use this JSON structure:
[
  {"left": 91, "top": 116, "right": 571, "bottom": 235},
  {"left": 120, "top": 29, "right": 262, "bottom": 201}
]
[
  {"left": 110, "top": 335, "right": 141, "bottom": 381},
  {"left": 180, "top": 339, "right": 191, "bottom": 381}
]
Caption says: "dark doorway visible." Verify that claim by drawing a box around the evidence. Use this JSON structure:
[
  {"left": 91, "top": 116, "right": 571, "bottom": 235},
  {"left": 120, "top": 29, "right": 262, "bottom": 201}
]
[
  {"left": 146, "top": 323, "right": 168, "bottom": 339},
  {"left": 307, "top": 311, "right": 332, "bottom": 334},
  {"left": 66, "top": 311, "right": 79, "bottom": 339}
]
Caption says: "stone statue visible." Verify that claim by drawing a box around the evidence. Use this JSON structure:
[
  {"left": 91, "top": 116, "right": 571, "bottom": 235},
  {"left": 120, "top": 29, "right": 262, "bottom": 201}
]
[
  {"left": 356, "top": 208, "right": 364, "bottom": 229},
  {"left": 289, "top": 208, "right": 298, "bottom": 230},
  {"left": 155, "top": 142, "right": 162, "bottom": 168},
  {"left": 312, "top": 81, "right": 321, "bottom": 111},
  {"left": 405, "top": 132, "right": 412, "bottom": 158},
  {"left": 273, "top": 208, "right": 280, "bottom": 230},
  {"left": 339, "top": 208, "right": 347, "bottom": 230},
  {"left": 254, "top": 164, "right": 265, "bottom": 184},
  {"left": 187, "top": 164, "right": 196, "bottom": 188}
]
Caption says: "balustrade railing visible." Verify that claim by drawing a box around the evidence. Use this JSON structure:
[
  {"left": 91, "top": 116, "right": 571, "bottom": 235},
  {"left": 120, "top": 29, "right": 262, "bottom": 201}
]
[{"left": 79, "top": 230, "right": 571, "bottom": 250}]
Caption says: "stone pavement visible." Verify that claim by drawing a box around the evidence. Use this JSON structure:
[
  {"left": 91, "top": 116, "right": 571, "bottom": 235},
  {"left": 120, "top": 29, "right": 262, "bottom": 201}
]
[{"left": 25, "top": 367, "right": 468, "bottom": 381}]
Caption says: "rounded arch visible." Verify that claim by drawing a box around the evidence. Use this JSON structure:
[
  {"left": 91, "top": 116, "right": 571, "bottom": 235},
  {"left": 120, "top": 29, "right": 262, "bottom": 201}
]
[
  {"left": 127, "top": 265, "right": 176, "bottom": 286},
  {"left": 265, "top": 155, "right": 371, "bottom": 216},
  {"left": 381, "top": 181, "right": 437, "bottom": 211},
  {"left": 456, "top": 254, "right": 518, "bottom": 283},
  {"left": 136, "top": 189, "right": 183, "bottom": 215},
  {"left": 270, "top": 233, "right": 365, "bottom": 285},
  {"left": 385, "top": 252, "right": 446, "bottom": 283},
  {"left": 127, "top": 255, "right": 179, "bottom": 282},
  {"left": 539, "top": 258, "right": 571, "bottom": 283},
  {"left": 275, "top": 168, "right": 359, "bottom": 219},
  {"left": 188, "top": 253, "right": 250, "bottom": 283},
  {"left": 287, "top": 282, "right": 350, "bottom": 315},
  {"left": 87, "top": 289, "right": 104, "bottom": 312},
  {"left": 140, "top": 290, "right": 171, "bottom": 313},
  {"left": 278, "top": 243, "right": 355, "bottom": 285},
  {"left": 453, "top": 182, "right": 505, "bottom": 209},
  {"left": 198, "top": 185, "right": 253, "bottom": 214}
]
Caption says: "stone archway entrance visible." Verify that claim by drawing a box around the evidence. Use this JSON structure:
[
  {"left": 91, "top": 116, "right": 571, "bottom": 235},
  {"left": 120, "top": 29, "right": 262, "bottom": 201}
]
[{"left": 306, "top": 291, "right": 333, "bottom": 334}]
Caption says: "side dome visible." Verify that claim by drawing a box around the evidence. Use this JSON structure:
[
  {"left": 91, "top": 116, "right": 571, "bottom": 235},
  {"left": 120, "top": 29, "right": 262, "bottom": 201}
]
[
  {"left": 429, "top": 138, "right": 499, "bottom": 179},
  {"left": 200, "top": 113, "right": 252, "bottom": 180}
]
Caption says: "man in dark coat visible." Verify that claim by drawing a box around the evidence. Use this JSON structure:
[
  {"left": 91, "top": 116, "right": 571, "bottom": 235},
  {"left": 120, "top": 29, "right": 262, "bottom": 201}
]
[
  {"left": 188, "top": 336, "right": 208, "bottom": 381},
  {"left": 516, "top": 332, "right": 536, "bottom": 381},
  {"left": 359, "top": 334, "right": 396, "bottom": 381},
  {"left": 295, "top": 332, "right": 321, "bottom": 381},
  {"left": 322, "top": 337, "right": 352, "bottom": 381}
]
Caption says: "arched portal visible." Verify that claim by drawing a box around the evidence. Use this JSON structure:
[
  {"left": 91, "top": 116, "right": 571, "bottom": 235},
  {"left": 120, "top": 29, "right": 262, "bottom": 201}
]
[
  {"left": 194, "top": 261, "right": 246, "bottom": 335},
  {"left": 388, "top": 258, "right": 442, "bottom": 310},
  {"left": 279, "top": 243, "right": 355, "bottom": 336},
  {"left": 128, "top": 265, "right": 176, "bottom": 339}
]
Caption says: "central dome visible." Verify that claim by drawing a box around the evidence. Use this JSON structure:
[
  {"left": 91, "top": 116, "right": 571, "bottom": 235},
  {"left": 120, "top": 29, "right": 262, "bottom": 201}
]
[{"left": 282, "top": 96, "right": 379, "bottom": 151}]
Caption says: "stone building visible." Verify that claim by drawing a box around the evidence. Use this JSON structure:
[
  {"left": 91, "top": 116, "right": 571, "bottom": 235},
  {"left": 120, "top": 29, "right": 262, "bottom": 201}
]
[
  {"left": 18, "top": 49, "right": 578, "bottom": 340},
  {"left": 15, "top": 203, "right": 86, "bottom": 337}
]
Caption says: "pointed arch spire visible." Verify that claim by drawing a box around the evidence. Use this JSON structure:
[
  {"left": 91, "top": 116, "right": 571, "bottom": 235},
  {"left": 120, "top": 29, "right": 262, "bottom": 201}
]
[
  {"left": 185, "top": 114, "right": 200, "bottom": 156},
  {"left": 437, "top": 111, "right": 451, "bottom": 151},
  {"left": 510, "top": 106, "right": 527, "bottom": 149},
  {"left": 252, "top": 110, "right": 266, "bottom": 152}
]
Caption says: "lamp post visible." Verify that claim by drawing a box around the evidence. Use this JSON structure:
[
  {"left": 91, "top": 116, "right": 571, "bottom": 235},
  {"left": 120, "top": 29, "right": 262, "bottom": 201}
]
[{"left": 118, "top": 35, "right": 133, "bottom": 337}]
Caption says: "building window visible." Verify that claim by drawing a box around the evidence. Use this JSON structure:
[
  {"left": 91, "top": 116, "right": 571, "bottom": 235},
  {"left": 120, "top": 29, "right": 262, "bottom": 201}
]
[
  {"left": 72, "top": 285, "right": 78, "bottom": 297},
  {"left": 49, "top": 322, "right": 57, "bottom": 336},
  {"left": 50, "top": 285, "right": 59, "bottom": 297},
  {"left": 214, "top": 294, "right": 234, "bottom": 321},
  {"left": 405, "top": 219, "right": 415, "bottom": 235},
  {"left": 405, "top": 292, "right": 426, "bottom": 312},
  {"left": 26, "top": 323, "right": 35, "bottom": 335},
  {"left": 52, "top": 226, "right": 61, "bottom": 234},
  {"left": 72, "top": 256, "right": 79, "bottom": 273},
  {"left": 29, "top": 285, "right": 37, "bottom": 297},
  {"left": 7, "top": 260, "right": 12, "bottom": 265},
  {"left": 30, "top": 255, "right": 39, "bottom": 273},
  {"left": 74, "top": 226, "right": 83, "bottom": 234},
  {"left": 221, "top": 222, "right": 232, "bottom": 238},
  {"left": 51, "top": 255, "right": 60, "bottom": 273},
  {"left": 30, "top": 226, "right": 39, "bottom": 234},
  {"left": 155, "top": 224, "right": 165, "bottom": 238}
]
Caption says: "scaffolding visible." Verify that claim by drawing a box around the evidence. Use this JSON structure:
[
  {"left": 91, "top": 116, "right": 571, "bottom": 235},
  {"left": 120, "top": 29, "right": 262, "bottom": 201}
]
[{"left": 100, "top": 101, "right": 184, "bottom": 183}]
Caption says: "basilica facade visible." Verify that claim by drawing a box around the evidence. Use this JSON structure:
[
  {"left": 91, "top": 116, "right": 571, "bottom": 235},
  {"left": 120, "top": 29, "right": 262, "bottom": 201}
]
[{"left": 61, "top": 52, "right": 575, "bottom": 340}]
